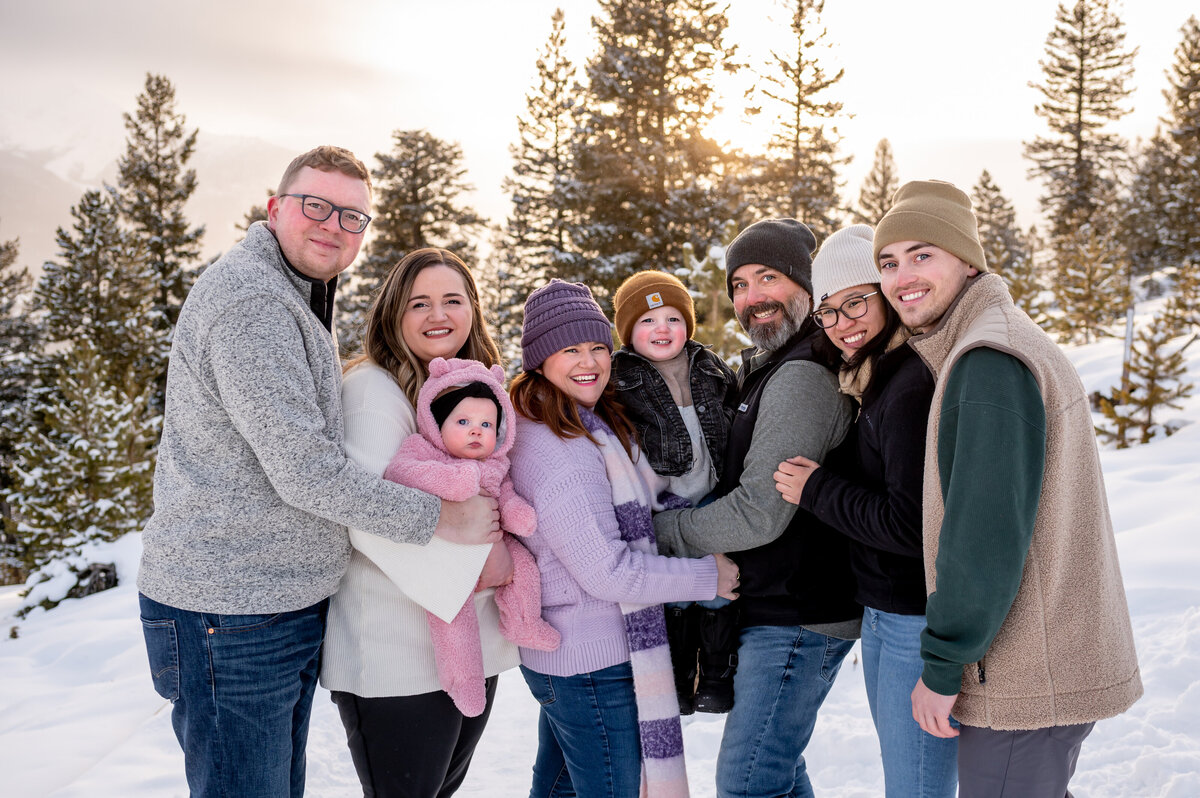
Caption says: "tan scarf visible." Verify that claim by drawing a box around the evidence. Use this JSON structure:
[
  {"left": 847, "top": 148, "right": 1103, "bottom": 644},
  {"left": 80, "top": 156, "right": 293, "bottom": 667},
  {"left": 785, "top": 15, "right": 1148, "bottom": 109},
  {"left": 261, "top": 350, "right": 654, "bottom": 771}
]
[{"left": 838, "top": 327, "right": 911, "bottom": 401}]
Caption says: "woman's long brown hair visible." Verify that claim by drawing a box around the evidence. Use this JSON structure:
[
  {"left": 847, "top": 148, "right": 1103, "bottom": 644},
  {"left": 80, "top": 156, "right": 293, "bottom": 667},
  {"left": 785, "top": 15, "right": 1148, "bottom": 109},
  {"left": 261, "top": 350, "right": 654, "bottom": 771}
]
[{"left": 345, "top": 248, "right": 501, "bottom": 405}]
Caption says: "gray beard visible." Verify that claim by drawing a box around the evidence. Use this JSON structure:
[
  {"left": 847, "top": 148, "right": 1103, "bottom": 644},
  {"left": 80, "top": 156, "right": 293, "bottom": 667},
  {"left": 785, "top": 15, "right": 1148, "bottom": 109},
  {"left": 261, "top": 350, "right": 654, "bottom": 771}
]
[{"left": 741, "top": 291, "right": 809, "bottom": 353}]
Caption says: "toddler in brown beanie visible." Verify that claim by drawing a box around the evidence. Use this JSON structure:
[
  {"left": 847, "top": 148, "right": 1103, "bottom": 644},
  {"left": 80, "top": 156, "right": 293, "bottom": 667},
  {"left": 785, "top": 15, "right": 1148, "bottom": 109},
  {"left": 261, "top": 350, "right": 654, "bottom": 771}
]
[{"left": 610, "top": 269, "right": 741, "bottom": 715}]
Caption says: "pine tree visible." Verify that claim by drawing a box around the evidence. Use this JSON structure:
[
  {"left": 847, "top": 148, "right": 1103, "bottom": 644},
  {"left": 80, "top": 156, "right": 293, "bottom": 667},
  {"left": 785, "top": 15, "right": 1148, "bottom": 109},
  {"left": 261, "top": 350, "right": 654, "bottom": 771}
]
[
  {"left": 0, "top": 230, "right": 38, "bottom": 582},
  {"left": 4, "top": 192, "right": 160, "bottom": 576},
  {"left": 1097, "top": 319, "right": 1195, "bottom": 446},
  {"left": 498, "top": 8, "right": 584, "bottom": 370},
  {"left": 565, "top": 0, "right": 740, "bottom": 306},
  {"left": 854, "top": 138, "right": 898, "bottom": 225},
  {"left": 1050, "top": 222, "right": 1129, "bottom": 344},
  {"left": 1163, "top": 264, "right": 1200, "bottom": 333},
  {"left": 32, "top": 192, "right": 155, "bottom": 378},
  {"left": 1024, "top": 0, "right": 1136, "bottom": 240},
  {"left": 972, "top": 171, "right": 1046, "bottom": 322},
  {"left": 110, "top": 73, "right": 204, "bottom": 407},
  {"left": 1162, "top": 17, "right": 1200, "bottom": 321},
  {"left": 677, "top": 219, "right": 745, "bottom": 362},
  {"left": 237, "top": 189, "right": 274, "bottom": 233},
  {"left": 744, "top": 0, "right": 846, "bottom": 239},
  {"left": 6, "top": 341, "right": 159, "bottom": 573},
  {"left": 1122, "top": 133, "right": 1179, "bottom": 286},
  {"left": 337, "top": 130, "right": 486, "bottom": 356}
]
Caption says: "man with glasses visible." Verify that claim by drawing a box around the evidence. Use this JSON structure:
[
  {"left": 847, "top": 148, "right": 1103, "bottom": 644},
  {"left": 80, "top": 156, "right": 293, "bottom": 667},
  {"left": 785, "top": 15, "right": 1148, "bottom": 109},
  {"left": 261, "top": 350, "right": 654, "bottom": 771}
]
[
  {"left": 874, "top": 180, "right": 1142, "bottom": 797},
  {"left": 653, "top": 218, "right": 859, "bottom": 798},
  {"left": 137, "top": 145, "right": 501, "bottom": 797}
]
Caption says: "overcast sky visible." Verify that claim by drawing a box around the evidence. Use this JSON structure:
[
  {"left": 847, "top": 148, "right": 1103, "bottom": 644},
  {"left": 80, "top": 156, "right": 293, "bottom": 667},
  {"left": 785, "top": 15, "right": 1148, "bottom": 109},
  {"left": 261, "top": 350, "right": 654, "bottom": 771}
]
[{"left": 1, "top": 0, "right": 1195, "bottom": 230}]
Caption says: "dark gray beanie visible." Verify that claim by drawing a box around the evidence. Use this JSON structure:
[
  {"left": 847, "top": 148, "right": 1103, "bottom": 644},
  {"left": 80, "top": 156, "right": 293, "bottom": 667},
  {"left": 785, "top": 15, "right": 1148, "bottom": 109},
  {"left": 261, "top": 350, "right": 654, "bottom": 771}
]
[
  {"left": 724, "top": 218, "right": 817, "bottom": 299},
  {"left": 520, "top": 279, "right": 613, "bottom": 372}
]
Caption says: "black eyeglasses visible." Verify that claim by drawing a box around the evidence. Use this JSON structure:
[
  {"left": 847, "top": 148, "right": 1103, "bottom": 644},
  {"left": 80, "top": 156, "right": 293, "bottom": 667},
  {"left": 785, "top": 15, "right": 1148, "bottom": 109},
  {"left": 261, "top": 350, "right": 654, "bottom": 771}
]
[
  {"left": 812, "top": 291, "right": 879, "bottom": 329},
  {"left": 282, "top": 194, "right": 372, "bottom": 234}
]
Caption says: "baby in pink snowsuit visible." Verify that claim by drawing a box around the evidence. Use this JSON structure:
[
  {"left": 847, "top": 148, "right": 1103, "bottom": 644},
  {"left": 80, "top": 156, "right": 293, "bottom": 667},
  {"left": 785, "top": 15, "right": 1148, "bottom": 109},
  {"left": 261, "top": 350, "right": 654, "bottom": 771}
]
[{"left": 383, "top": 357, "right": 559, "bottom": 716}]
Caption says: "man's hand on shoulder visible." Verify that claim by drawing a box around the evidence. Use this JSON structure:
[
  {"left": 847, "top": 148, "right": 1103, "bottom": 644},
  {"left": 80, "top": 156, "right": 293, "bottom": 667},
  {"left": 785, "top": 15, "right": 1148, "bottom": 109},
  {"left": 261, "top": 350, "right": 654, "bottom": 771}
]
[{"left": 434, "top": 494, "right": 501, "bottom": 545}]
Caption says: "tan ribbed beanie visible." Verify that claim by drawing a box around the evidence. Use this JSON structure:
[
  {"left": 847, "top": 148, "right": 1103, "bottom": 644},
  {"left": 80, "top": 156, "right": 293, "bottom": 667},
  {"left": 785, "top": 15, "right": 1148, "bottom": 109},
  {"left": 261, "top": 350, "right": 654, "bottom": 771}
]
[
  {"left": 612, "top": 270, "right": 696, "bottom": 346},
  {"left": 811, "top": 224, "right": 881, "bottom": 303},
  {"left": 873, "top": 180, "right": 988, "bottom": 272}
]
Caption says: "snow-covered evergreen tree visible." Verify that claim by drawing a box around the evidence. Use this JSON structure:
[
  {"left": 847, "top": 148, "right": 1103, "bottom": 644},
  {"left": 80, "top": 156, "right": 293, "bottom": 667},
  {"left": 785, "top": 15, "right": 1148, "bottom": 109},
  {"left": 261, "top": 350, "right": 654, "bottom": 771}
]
[
  {"left": 1050, "top": 222, "right": 1129, "bottom": 344},
  {"left": 337, "top": 129, "right": 486, "bottom": 356},
  {"left": 677, "top": 220, "right": 745, "bottom": 362},
  {"left": 854, "top": 138, "right": 898, "bottom": 226},
  {"left": 0, "top": 230, "right": 38, "bottom": 582},
  {"left": 4, "top": 192, "right": 159, "bottom": 577},
  {"left": 7, "top": 342, "right": 159, "bottom": 575},
  {"left": 565, "top": 0, "right": 740, "bottom": 306},
  {"left": 31, "top": 192, "right": 155, "bottom": 380},
  {"left": 1097, "top": 319, "right": 1195, "bottom": 447},
  {"left": 497, "top": 8, "right": 584, "bottom": 370},
  {"left": 1122, "top": 133, "right": 1179, "bottom": 286},
  {"left": 744, "top": 0, "right": 846, "bottom": 239},
  {"left": 1024, "top": 0, "right": 1136, "bottom": 241},
  {"left": 110, "top": 73, "right": 204, "bottom": 407},
  {"left": 972, "top": 171, "right": 1046, "bottom": 323}
]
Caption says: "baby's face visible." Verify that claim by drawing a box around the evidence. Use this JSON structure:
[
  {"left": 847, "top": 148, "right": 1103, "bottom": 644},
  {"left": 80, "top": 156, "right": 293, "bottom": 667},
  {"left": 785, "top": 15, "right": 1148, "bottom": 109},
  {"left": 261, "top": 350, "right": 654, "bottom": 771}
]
[
  {"left": 440, "top": 396, "right": 499, "bottom": 460},
  {"left": 630, "top": 305, "right": 687, "bottom": 362}
]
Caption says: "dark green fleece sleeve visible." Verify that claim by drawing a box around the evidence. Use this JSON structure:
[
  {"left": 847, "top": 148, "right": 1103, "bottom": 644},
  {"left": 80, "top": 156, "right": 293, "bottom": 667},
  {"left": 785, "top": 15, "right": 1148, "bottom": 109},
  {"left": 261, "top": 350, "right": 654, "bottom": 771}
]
[{"left": 920, "top": 347, "right": 1046, "bottom": 695}]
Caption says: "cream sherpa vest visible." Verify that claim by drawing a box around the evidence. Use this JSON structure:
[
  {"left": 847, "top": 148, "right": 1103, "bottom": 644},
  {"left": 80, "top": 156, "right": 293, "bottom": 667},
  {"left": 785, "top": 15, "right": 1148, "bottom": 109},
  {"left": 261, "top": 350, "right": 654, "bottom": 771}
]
[{"left": 910, "top": 274, "right": 1142, "bottom": 730}]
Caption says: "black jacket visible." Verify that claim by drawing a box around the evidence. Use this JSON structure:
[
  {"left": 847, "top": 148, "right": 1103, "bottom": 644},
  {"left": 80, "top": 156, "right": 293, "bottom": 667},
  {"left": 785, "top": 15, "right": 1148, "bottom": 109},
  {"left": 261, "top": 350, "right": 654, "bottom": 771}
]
[
  {"left": 717, "top": 327, "right": 860, "bottom": 627},
  {"left": 801, "top": 342, "right": 933, "bottom": 614},
  {"left": 612, "top": 340, "right": 736, "bottom": 479}
]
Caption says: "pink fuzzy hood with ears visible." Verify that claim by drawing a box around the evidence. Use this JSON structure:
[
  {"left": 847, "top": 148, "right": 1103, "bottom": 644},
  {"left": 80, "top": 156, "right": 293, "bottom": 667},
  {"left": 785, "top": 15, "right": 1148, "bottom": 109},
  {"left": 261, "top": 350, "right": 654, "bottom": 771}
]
[{"left": 416, "top": 357, "right": 515, "bottom": 458}]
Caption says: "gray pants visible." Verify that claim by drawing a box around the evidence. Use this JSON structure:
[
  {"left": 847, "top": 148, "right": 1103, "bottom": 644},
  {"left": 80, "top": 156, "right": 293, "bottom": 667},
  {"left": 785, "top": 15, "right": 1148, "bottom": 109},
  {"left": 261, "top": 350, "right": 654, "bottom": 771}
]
[{"left": 958, "top": 722, "right": 1095, "bottom": 798}]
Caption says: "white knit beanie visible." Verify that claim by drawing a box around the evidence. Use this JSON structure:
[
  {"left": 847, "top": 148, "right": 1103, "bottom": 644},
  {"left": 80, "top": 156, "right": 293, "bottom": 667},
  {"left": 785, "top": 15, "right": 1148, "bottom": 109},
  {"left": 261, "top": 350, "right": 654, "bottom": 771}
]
[{"left": 811, "top": 224, "right": 880, "bottom": 303}]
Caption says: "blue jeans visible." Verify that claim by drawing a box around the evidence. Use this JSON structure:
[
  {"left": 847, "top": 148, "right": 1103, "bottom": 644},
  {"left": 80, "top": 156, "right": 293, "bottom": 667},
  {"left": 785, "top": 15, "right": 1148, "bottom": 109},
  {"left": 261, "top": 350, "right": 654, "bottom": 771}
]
[
  {"left": 861, "top": 607, "right": 958, "bottom": 798},
  {"left": 716, "top": 625, "right": 854, "bottom": 798},
  {"left": 520, "top": 662, "right": 642, "bottom": 798},
  {"left": 139, "top": 593, "right": 327, "bottom": 798}
]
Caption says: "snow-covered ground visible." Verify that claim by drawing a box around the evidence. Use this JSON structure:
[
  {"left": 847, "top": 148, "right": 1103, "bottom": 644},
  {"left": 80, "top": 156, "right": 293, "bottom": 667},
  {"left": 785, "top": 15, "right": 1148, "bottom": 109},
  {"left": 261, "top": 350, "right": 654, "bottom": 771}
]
[{"left": 3, "top": 325, "right": 1199, "bottom": 797}]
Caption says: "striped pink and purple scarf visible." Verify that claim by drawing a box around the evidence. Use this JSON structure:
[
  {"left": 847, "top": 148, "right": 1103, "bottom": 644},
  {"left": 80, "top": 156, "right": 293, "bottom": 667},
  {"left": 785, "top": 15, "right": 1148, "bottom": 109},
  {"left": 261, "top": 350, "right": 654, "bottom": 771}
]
[{"left": 580, "top": 407, "right": 690, "bottom": 798}]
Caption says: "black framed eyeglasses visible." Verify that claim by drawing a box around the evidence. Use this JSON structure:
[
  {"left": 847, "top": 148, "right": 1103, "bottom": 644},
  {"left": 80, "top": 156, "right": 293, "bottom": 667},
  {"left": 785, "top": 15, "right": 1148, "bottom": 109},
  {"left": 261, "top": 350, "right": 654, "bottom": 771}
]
[
  {"left": 812, "top": 291, "right": 879, "bottom": 329},
  {"left": 282, "top": 194, "right": 372, "bottom": 234}
]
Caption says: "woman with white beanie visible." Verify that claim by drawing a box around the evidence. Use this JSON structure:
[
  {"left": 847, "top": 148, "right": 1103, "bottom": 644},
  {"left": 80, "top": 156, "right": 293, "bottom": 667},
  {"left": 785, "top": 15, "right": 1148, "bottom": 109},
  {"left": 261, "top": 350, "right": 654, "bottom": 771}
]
[{"left": 773, "top": 224, "right": 958, "bottom": 798}]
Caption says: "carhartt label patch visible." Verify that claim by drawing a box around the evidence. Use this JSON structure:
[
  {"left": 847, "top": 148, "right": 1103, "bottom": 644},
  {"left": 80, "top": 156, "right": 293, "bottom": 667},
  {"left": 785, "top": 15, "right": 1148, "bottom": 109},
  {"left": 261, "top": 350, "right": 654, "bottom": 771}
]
[{"left": 645, "top": 292, "right": 664, "bottom": 309}]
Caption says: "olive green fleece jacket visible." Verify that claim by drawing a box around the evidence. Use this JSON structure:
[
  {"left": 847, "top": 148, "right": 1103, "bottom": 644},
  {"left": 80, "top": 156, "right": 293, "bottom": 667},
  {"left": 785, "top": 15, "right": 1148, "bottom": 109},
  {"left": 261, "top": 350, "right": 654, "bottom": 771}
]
[{"left": 911, "top": 274, "right": 1142, "bottom": 731}]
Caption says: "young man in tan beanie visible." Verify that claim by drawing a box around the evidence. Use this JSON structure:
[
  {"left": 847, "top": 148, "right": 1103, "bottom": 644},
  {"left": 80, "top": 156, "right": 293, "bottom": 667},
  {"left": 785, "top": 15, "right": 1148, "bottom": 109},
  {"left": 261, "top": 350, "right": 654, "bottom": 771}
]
[
  {"left": 611, "top": 270, "right": 738, "bottom": 714},
  {"left": 874, "top": 180, "right": 1142, "bottom": 797}
]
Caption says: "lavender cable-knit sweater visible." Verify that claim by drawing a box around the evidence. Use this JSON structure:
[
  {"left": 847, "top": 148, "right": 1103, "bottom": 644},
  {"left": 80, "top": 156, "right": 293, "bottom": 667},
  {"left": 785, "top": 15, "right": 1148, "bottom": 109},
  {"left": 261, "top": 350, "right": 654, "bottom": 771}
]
[{"left": 508, "top": 416, "right": 719, "bottom": 677}]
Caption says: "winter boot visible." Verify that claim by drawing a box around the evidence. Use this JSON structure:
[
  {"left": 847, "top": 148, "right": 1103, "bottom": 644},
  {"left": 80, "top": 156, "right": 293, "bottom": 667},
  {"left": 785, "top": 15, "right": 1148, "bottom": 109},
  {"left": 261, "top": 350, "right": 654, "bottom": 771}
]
[
  {"left": 694, "top": 603, "right": 739, "bottom": 714},
  {"left": 665, "top": 604, "right": 701, "bottom": 715}
]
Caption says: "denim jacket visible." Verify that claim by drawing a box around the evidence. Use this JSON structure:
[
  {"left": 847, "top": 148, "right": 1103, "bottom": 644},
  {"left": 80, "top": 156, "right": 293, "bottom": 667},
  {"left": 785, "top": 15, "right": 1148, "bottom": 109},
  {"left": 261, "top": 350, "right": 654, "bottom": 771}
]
[{"left": 611, "top": 340, "right": 736, "bottom": 479}]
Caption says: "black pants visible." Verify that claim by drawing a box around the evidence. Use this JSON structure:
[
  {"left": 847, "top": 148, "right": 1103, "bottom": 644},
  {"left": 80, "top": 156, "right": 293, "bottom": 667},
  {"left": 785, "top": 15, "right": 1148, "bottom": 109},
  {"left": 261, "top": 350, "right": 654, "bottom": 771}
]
[{"left": 331, "top": 677, "right": 498, "bottom": 798}]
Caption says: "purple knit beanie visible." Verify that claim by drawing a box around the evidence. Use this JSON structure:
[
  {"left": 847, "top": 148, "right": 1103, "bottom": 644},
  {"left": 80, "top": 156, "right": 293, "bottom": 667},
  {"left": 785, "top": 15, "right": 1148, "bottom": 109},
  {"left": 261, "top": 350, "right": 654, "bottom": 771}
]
[{"left": 520, "top": 279, "right": 614, "bottom": 372}]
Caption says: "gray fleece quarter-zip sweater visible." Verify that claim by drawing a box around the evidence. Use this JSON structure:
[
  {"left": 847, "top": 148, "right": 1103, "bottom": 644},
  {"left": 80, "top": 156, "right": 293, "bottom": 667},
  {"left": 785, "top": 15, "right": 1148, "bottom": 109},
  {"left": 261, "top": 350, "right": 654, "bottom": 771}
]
[{"left": 138, "top": 222, "right": 441, "bottom": 615}]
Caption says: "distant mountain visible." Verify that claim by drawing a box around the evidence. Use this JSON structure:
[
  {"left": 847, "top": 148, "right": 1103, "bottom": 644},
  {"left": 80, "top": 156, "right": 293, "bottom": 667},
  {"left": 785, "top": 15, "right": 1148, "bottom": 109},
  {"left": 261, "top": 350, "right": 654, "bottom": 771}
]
[{"left": 0, "top": 133, "right": 299, "bottom": 282}]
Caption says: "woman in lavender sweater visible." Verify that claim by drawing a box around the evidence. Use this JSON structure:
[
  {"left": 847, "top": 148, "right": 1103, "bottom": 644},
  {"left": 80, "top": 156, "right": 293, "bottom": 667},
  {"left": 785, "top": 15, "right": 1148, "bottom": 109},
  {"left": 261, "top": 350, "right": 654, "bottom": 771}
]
[{"left": 508, "top": 279, "right": 740, "bottom": 798}]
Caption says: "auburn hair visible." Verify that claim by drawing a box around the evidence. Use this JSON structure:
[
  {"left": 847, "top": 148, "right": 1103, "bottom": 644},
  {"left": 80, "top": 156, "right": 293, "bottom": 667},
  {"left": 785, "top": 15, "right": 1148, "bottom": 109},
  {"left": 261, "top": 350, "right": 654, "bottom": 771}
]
[{"left": 509, "top": 369, "right": 637, "bottom": 458}]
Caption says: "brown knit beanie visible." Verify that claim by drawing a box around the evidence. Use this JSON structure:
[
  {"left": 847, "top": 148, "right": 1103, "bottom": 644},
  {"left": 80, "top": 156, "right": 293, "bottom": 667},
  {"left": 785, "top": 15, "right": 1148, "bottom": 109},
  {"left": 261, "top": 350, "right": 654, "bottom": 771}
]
[
  {"left": 724, "top": 218, "right": 817, "bottom": 299},
  {"left": 520, "top": 279, "right": 613, "bottom": 372},
  {"left": 612, "top": 270, "right": 696, "bottom": 346},
  {"left": 873, "top": 180, "right": 988, "bottom": 272}
]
